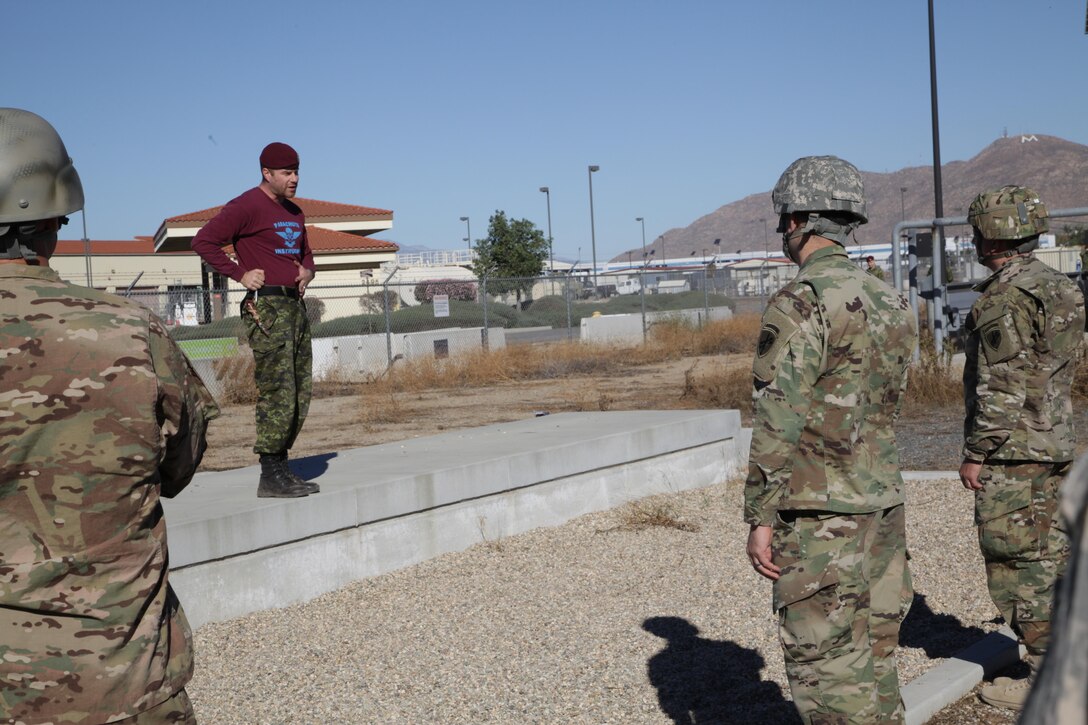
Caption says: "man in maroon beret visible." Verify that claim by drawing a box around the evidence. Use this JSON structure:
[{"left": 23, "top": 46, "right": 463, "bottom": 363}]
[{"left": 192, "top": 142, "right": 317, "bottom": 498}]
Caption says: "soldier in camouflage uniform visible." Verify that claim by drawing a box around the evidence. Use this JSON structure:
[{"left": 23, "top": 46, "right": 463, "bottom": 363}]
[
  {"left": 1020, "top": 453, "right": 1088, "bottom": 724},
  {"left": 192, "top": 142, "right": 316, "bottom": 498},
  {"left": 958, "top": 186, "right": 1085, "bottom": 711},
  {"left": 744, "top": 156, "right": 917, "bottom": 725},
  {"left": 0, "top": 109, "right": 219, "bottom": 723}
]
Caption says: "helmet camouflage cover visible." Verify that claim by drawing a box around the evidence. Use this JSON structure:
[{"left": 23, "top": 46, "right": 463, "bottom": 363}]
[
  {"left": 772, "top": 155, "right": 868, "bottom": 224},
  {"left": 967, "top": 185, "right": 1048, "bottom": 241}
]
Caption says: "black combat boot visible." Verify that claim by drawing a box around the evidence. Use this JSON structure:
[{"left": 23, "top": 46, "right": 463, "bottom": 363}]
[
  {"left": 279, "top": 453, "right": 319, "bottom": 494},
  {"left": 257, "top": 454, "right": 310, "bottom": 498}
]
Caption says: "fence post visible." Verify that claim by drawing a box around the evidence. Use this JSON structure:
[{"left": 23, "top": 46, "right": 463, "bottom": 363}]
[
  {"left": 703, "top": 267, "right": 709, "bottom": 326},
  {"left": 565, "top": 273, "right": 574, "bottom": 341},
  {"left": 639, "top": 270, "right": 647, "bottom": 342},
  {"left": 382, "top": 266, "right": 398, "bottom": 366},
  {"left": 481, "top": 275, "right": 489, "bottom": 351}
]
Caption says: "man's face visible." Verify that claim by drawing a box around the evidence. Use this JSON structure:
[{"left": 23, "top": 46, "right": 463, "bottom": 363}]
[{"left": 262, "top": 166, "right": 299, "bottom": 199}]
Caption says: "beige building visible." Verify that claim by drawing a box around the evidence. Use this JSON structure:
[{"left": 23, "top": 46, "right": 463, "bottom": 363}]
[{"left": 50, "top": 197, "right": 397, "bottom": 324}]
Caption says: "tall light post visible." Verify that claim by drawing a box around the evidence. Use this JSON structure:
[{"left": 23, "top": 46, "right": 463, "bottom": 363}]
[
  {"left": 539, "top": 186, "right": 553, "bottom": 273},
  {"left": 759, "top": 217, "right": 768, "bottom": 257},
  {"left": 587, "top": 165, "right": 600, "bottom": 290},
  {"left": 636, "top": 216, "right": 646, "bottom": 258},
  {"left": 460, "top": 216, "right": 471, "bottom": 252},
  {"left": 900, "top": 186, "right": 907, "bottom": 220}
]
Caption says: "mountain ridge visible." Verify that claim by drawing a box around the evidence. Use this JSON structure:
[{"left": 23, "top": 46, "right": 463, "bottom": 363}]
[{"left": 613, "top": 134, "right": 1088, "bottom": 262}]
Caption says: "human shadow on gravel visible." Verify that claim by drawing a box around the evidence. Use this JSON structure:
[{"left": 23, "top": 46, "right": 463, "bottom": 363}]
[
  {"left": 642, "top": 616, "right": 801, "bottom": 725},
  {"left": 899, "top": 593, "right": 989, "bottom": 658}
]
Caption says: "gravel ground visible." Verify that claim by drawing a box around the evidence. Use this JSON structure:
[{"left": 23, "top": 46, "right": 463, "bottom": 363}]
[{"left": 187, "top": 476, "right": 1005, "bottom": 725}]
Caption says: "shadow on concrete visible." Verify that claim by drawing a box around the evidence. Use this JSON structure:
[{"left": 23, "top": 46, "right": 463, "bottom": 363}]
[
  {"left": 290, "top": 452, "right": 337, "bottom": 481},
  {"left": 642, "top": 616, "right": 800, "bottom": 725},
  {"left": 900, "top": 593, "right": 990, "bottom": 659}
]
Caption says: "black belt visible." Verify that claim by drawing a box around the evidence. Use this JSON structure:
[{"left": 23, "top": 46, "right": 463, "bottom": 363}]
[{"left": 248, "top": 285, "right": 299, "bottom": 299}]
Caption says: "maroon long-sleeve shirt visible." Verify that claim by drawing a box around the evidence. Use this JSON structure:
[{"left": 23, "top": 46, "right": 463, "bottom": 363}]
[{"left": 191, "top": 187, "right": 315, "bottom": 286}]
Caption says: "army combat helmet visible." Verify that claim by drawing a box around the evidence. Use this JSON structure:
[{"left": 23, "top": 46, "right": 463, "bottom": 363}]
[
  {"left": 772, "top": 155, "right": 867, "bottom": 261},
  {"left": 0, "top": 108, "right": 84, "bottom": 261},
  {"left": 967, "top": 185, "right": 1048, "bottom": 259}
]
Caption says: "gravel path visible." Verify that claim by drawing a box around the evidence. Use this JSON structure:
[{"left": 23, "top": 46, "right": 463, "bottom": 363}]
[{"left": 187, "top": 476, "right": 1001, "bottom": 724}]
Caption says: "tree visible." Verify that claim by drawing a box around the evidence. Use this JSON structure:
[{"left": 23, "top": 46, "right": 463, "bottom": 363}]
[{"left": 470, "top": 211, "right": 549, "bottom": 309}]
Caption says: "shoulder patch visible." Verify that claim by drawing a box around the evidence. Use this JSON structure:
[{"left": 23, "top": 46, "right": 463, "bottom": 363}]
[
  {"left": 974, "top": 304, "right": 1022, "bottom": 364},
  {"left": 752, "top": 304, "right": 802, "bottom": 383}
]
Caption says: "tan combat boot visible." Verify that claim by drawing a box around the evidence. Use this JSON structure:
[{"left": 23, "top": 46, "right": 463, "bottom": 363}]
[{"left": 979, "top": 654, "right": 1043, "bottom": 711}]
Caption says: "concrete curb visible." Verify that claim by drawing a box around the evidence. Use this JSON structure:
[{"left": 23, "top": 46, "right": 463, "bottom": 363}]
[
  {"left": 900, "top": 469, "right": 1023, "bottom": 724},
  {"left": 903, "top": 626, "right": 1023, "bottom": 725}
]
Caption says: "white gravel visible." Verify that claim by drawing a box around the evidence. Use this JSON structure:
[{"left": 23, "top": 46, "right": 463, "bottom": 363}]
[{"left": 187, "top": 477, "right": 999, "bottom": 724}]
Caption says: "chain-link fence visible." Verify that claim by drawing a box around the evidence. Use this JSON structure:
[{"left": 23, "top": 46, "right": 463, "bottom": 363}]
[{"left": 147, "top": 268, "right": 758, "bottom": 394}]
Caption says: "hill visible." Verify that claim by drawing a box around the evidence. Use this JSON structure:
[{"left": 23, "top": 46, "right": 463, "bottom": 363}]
[{"left": 613, "top": 134, "right": 1088, "bottom": 261}]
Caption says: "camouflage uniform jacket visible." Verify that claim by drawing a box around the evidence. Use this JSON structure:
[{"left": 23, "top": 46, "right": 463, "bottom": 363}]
[
  {"left": 744, "top": 245, "right": 917, "bottom": 526},
  {"left": 0, "top": 265, "right": 220, "bottom": 724},
  {"left": 962, "top": 255, "right": 1085, "bottom": 463}
]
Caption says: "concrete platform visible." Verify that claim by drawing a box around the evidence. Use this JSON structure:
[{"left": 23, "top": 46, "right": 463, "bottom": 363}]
[{"left": 165, "top": 409, "right": 749, "bottom": 628}]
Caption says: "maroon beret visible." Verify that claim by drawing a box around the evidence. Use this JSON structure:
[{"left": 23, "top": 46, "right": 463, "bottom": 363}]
[{"left": 259, "top": 142, "right": 299, "bottom": 169}]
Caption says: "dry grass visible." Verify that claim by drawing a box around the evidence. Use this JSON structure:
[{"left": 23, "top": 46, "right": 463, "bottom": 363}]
[
  {"left": 211, "top": 355, "right": 257, "bottom": 405},
  {"left": 1074, "top": 347, "right": 1088, "bottom": 402},
  {"left": 680, "top": 360, "right": 753, "bottom": 411},
  {"left": 603, "top": 495, "right": 700, "bottom": 533},
  {"left": 645, "top": 314, "right": 762, "bottom": 357},
  {"left": 904, "top": 348, "right": 963, "bottom": 413},
  {"left": 365, "top": 314, "right": 764, "bottom": 396},
  {"left": 357, "top": 391, "right": 414, "bottom": 428}
]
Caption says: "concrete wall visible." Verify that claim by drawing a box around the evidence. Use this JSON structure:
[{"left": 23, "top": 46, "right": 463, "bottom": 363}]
[
  {"left": 311, "top": 327, "right": 508, "bottom": 381},
  {"left": 164, "top": 410, "right": 750, "bottom": 628},
  {"left": 579, "top": 306, "right": 734, "bottom": 345}
]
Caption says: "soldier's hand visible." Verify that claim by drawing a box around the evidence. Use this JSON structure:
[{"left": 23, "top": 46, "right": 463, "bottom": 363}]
[
  {"left": 959, "top": 459, "right": 984, "bottom": 491},
  {"left": 241, "top": 268, "right": 265, "bottom": 291},
  {"left": 746, "top": 524, "right": 780, "bottom": 581},
  {"left": 294, "top": 260, "right": 314, "bottom": 296}
]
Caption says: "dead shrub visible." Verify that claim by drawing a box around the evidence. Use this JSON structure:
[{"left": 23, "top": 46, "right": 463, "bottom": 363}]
[
  {"left": 211, "top": 354, "right": 257, "bottom": 405},
  {"left": 680, "top": 360, "right": 753, "bottom": 411},
  {"left": 605, "top": 495, "right": 699, "bottom": 533},
  {"left": 357, "top": 391, "right": 413, "bottom": 427},
  {"left": 904, "top": 347, "right": 962, "bottom": 412}
]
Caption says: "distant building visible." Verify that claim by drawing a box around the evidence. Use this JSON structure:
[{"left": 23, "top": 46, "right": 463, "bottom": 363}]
[{"left": 49, "top": 198, "right": 397, "bottom": 324}]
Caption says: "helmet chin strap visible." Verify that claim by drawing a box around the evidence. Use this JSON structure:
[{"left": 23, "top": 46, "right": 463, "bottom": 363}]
[
  {"left": 0, "top": 222, "right": 60, "bottom": 263},
  {"left": 782, "top": 213, "right": 860, "bottom": 263},
  {"left": 974, "top": 236, "right": 1039, "bottom": 263}
]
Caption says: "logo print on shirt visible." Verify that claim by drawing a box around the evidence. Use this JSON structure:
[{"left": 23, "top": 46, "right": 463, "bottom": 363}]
[{"left": 273, "top": 221, "right": 302, "bottom": 251}]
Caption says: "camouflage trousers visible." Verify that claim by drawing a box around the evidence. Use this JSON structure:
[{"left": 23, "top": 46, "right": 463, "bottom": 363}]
[
  {"left": 975, "top": 461, "right": 1071, "bottom": 655},
  {"left": 772, "top": 505, "right": 912, "bottom": 725},
  {"left": 242, "top": 294, "right": 312, "bottom": 456},
  {"left": 114, "top": 688, "right": 196, "bottom": 724}
]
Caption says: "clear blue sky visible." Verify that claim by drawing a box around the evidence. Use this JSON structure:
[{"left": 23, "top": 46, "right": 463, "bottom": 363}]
[{"left": 7, "top": 0, "right": 1087, "bottom": 261}]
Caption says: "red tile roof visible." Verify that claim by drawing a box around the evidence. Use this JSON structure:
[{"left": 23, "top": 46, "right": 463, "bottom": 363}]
[
  {"left": 307, "top": 227, "right": 398, "bottom": 253},
  {"left": 164, "top": 196, "right": 392, "bottom": 224},
  {"left": 55, "top": 239, "right": 161, "bottom": 255},
  {"left": 55, "top": 229, "right": 398, "bottom": 257}
]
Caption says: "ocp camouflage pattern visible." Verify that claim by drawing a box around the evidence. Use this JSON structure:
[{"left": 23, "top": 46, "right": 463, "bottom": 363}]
[
  {"left": 1020, "top": 454, "right": 1088, "bottom": 724},
  {"left": 773, "top": 506, "right": 911, "bottom": 723},
  {"left": 0, "top": 265, "right": 219, "bottom": 724},
  {"left": 242, "top": 295, "right": 312, "bottom": 455},
  {"left": 975, "top": 461, "right": 1069, "bottom": 656},
  {"left": 962, "top": 255, "right": 1085, "bottom": 463},
  {"left": 744, "top": 245, "right": 918, "bottom": 526}
]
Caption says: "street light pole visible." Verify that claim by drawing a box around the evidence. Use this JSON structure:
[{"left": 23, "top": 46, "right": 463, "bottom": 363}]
[
  {"left": 460, "top": 216, "right": 471, "bottom": 252},
  {"left": 760, "top": 217, "right": 768, "bottom": 257},
  {"left": 636, "top": 216, "right": 646, "bottom": 259},
  {"left": 539, "top": 187, "right": 553, "bottom": 273},
  {"left": 587, "top": 165, "right": 600, "bottom": 290},
  {"left": 900, "top": 186, "right": 907, "bottom": 220}
]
